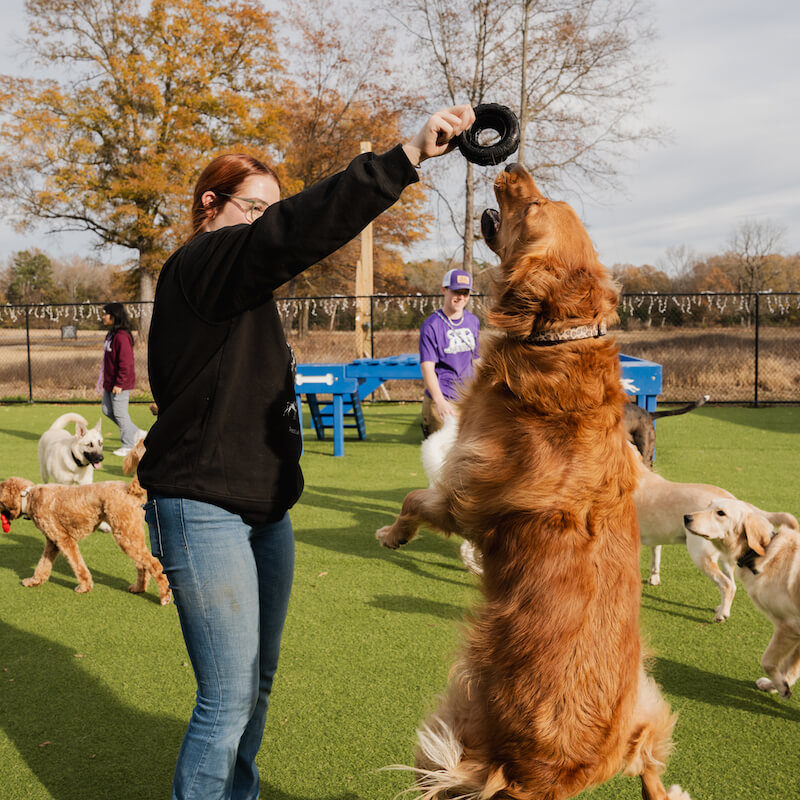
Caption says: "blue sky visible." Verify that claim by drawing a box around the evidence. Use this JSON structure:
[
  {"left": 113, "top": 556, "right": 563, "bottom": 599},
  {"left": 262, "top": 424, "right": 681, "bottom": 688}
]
[{"left": 0, "top": 0, "right": 798, "bottom": 270}]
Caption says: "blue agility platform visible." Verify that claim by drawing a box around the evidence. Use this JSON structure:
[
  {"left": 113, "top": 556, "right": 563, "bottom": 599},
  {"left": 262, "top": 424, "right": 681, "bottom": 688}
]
[{"left": 296, "top": 353, "right": 661, "bottom": 456}]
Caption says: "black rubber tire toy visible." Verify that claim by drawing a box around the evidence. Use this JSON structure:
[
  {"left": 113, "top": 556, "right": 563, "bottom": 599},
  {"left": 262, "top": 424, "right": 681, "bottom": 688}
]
[{"left": 456, "top": 104, "right": 520, "bottom": 166}]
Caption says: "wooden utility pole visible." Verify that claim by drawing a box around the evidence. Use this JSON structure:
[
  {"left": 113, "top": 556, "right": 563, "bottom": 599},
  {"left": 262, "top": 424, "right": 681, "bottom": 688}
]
[{"left": 355, "top": 140, "right": 374, "bottom": 358}]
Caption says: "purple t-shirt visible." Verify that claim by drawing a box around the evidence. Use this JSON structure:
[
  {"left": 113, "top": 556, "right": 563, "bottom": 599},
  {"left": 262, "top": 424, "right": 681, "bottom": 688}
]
[{"left": 419, "top": 309, "right": 480, "bottom": 400}]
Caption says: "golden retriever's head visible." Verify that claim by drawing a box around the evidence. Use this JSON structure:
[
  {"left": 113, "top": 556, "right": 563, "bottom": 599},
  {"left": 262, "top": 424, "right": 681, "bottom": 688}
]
[
  {"left": 0, "top": 476, "right": 35, "bottom": 520},
  {"left": 684, "top": 499, "right": 776, "bottom": 558},
  {"left": 481, "top": 163, "right": 619, "bottom": 338}
]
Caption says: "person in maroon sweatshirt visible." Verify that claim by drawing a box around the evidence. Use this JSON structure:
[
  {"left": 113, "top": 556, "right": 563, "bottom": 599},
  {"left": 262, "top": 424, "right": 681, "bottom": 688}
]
[
  {"left": 139, "top": 105, "right": 475, "bottom": 800},
  {"left": 101, "top": 302, "right": 145, "bottom": 456}
]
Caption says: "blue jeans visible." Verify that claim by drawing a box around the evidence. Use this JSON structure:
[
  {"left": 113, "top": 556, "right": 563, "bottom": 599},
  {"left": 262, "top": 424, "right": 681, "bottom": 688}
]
[
  {"left": 102, "top": 389, "right": 139, "bottom": 448},
  {"left": 144, "top": 496, "right": 295, "bottom": 800}
]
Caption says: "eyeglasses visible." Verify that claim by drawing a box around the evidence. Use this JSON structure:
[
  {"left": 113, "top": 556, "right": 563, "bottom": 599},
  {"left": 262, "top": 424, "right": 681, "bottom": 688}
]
[{"left": 216, "top": 192, "right": 271, "bottom": 223}]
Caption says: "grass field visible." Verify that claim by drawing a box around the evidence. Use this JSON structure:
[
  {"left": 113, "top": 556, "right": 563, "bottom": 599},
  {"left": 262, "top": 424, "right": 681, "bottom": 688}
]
[{"left": 1, "top": 402, "right": 799, "bottom": 800}]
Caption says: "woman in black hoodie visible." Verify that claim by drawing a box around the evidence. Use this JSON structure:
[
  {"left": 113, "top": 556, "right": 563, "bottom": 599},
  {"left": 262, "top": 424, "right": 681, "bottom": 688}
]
[{"left": 140, "top": 105, "right": 475, "bottom": 800}]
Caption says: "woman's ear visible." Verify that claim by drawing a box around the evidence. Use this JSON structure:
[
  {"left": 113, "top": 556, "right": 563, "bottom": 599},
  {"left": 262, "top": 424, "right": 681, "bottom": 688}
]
[{"left": 200, "top": 191, "right": 217, "bottom": 219}]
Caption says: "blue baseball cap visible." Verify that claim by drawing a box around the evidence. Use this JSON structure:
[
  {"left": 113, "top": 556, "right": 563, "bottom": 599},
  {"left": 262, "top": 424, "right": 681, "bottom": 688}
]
[{"left": 442, "top": 269, "right": 472, "bottom": 291}]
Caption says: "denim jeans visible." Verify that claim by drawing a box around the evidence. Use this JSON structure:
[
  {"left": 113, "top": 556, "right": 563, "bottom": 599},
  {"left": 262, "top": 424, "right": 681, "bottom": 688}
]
[
  {"left": 144, "top": 496, "right": 295, "bottom": 800},
  {"left": 101, "top": 389, "right": 139, "bottom": 448}
]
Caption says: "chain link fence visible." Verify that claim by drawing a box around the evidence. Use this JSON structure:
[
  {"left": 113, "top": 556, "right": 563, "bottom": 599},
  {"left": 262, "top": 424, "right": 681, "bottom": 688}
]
[{"left": 1, "top": 292, "right": 799, "bottom": 404}]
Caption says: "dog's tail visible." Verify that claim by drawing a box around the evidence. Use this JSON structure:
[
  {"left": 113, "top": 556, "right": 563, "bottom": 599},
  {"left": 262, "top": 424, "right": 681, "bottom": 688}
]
[
  {"left": 48, "top": 412, "right": 89, "bottom": 431},
  {"left": 126, "top": 478, "right": 148, "bottom": 502},
  {"left": 385, "top": 716, "right": 511, "bottom": 800},
  {"left": 649, "top": 395, "right": 709, "bottom": 420}
]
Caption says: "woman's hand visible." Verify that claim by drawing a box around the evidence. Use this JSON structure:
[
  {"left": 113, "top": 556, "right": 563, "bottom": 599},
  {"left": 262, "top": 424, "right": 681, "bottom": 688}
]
[
  {"left": 403, "top": 105, "right": 475, "bottom": 167},
  {"left": 112, "top": 386, "right": 122, "bottom": 395}
]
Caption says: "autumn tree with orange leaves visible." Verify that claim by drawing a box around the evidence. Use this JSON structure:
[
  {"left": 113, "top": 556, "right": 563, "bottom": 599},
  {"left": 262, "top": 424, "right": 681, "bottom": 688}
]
[{"left": 0, "top": 0, "right": 283, "bottom": 309}]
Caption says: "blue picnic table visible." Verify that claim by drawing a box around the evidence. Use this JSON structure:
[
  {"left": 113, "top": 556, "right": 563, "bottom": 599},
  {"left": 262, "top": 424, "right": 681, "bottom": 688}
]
[{"left": 295, "top": 353, "right": 661, "bottom": 456}]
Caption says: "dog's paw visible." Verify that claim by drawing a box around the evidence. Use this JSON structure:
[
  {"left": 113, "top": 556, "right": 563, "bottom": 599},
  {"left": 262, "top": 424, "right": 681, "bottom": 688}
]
[
  {"left": 756, "top": 677, "right": 777, "bottom": 693},
  {"left": 376, "top": 525, "right": 407, "bottom": 550},
  {"left": 647, "top": 574, "right": 661, "bottom": 586},
  {"left": 74, "top": 583, "right": 93, "bottom": 594},
  {"left": 160, "top": 590, "right": 173, "bottom": 606},
  {"left": 21, "top": 577, "right": 42, "bottom": 587},
  {"left": 97, "top": 522, "right": 112, "bottom": 533},
  {"left": 666, "top": 785, "right": 692, "bottom": 800},
  {"left": 127, "top": 583, "right": 145, "bottom": 594},
  {"left": 713, "top": 606, "right": 730, "bottom": 623}
]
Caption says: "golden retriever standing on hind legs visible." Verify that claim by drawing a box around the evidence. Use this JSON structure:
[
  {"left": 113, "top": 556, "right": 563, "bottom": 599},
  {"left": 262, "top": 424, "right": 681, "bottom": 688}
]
[{"left": 376, "top": 163, "right": 691, "bottom": 800}]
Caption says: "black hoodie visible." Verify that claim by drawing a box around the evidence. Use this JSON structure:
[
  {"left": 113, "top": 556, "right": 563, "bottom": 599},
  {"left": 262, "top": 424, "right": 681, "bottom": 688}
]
[{"left": 138, "top": 145, "right": 418, "bottom": 523}]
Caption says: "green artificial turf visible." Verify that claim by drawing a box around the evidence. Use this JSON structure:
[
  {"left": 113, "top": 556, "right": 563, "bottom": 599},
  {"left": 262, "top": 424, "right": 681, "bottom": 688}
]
[{"left": 1, "top": 402, "right": 799, "bottom": 800}]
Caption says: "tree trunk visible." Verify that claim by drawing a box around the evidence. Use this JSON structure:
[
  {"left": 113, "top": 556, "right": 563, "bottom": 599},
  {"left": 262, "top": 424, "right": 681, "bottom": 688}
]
[
  {"left": 463, "top": 160, "right": 475, "bottom": 274},
  {"left": 137, "top": 257, "right": 155, "bottom": 342},
  {"left": 518, "top": 0, "right": 530, "bottom": 166}
]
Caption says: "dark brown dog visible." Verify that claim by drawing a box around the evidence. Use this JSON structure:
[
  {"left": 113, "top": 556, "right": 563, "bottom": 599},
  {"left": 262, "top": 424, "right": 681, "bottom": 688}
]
[
  {"left": 624, "top": 395, "right": 709, "bottom": 467},
  {"left": 377, "top": 164, "right": 690, "bottom": 800},
  {"left": 0, "top": 476, "right": 170, "bottom": 604}
]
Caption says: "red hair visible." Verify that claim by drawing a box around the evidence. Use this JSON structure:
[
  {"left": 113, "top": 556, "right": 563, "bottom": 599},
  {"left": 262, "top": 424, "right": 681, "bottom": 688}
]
[{"left": 189, "top": 154, "right": 280, "bottom": 240}]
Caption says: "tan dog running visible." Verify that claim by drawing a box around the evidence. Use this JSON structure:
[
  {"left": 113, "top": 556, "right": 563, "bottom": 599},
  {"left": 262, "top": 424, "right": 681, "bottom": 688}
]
[
  {"left": 0, "top": 476, "right": 170, "bottom": 604},
  {"left": 685, "top": 499, "right": 800, "bottom": 699}
]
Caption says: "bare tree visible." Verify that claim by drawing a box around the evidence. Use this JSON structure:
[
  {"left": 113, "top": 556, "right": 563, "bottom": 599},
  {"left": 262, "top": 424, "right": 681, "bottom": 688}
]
[
  {"left": 727, "top": 218, "right": 786, "bottom": 292},
  {"left": 383, "top": 0, "right": 516, "bottom": 273},
  {"left": 387, "top": 0, "right": 664, "bottom": 270},
  {"left": 513, "top": 0, "right": 663, "bottom": 189}
]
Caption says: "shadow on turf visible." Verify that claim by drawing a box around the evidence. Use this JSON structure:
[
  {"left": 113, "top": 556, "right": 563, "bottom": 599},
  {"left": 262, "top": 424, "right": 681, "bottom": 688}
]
[
  {"left": 368, "top": 593, "right": 467, "bottom": 620},
  {"left": 653, "top": 656, "right": 800, "bottom": 722},
  {"left": 0, "top": 427, "right": 40, "bottom": 442},
  {"left": 0, "top": 619, "right": 183, "bottom": 799},
  {"left": 641, "top": 592, "right": 715, "bottom": 624}
]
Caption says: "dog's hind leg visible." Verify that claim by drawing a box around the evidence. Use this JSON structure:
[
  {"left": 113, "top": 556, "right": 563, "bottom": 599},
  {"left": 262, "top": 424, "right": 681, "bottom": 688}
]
[
  {"left": 21, "top": 537, "right": 60, "bottom": 587},
  {"left": 377, "top": 487, "right": 458, "bottom": 550},
  {"left": 623, "top": 668, "right": 691, "bottom": 800},
  {"left": 648, "top": 546, "right": 662, "bottom": 585},
  {"left": 110, "top": 526, "right": 172, "bottom": 604},
  {"left": 756, "top": 624, "right": 799, "bottom": 699}
]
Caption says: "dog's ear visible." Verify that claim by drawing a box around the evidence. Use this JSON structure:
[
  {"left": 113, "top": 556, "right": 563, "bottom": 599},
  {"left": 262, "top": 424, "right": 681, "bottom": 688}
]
[
  {"left": 75, "top": 420, "right": 87, "bottom": 436},
  {"left": 0, "top": 477, "right": 32, "bottom": 519},
  {"left": 743, "top": 513, "right": 774, "bottom": 556},
  {"left": 92, "top": 419, "right": 102, "bottom": 432}
]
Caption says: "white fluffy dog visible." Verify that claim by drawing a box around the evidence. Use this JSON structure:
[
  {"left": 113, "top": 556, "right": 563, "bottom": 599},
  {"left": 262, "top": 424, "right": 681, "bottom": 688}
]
[{"left": 38, "top": 412, "right": 104, "bottom": 486}]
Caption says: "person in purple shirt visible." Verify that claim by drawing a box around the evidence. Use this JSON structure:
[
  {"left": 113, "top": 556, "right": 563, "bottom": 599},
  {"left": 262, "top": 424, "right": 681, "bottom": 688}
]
[{"left": 419, "top": 269, "right": 480, "bottom": 435}]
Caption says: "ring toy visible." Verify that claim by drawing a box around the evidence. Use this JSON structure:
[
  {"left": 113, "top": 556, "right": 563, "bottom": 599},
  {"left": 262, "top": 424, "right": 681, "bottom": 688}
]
[{"left": 456, "top": 104, "right": 520, "bottom": 166}]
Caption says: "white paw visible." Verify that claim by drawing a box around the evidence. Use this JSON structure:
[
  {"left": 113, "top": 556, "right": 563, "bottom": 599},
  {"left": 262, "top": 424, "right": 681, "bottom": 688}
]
[
  {"left": 666, "top": 785, "right": 691, "bottom": 800},
  {"left": 648, "top": 574, "right": 661, "bottom": 586},
  {"left": 756, "top": 677, "right": 776, "bottom": 693},
  {"left": 713, "top": 605, "right": 730, "bottom": 623},
  {"left": 97, "top": 521, "right": 112, "bottom": 533}
]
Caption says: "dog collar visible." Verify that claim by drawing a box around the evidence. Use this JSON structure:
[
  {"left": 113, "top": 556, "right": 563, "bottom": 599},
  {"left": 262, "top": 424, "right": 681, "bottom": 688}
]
[
  {"left": 737, "top": 549, "right": 761, "bottom": 574},
  {"left": 737, "top": 530, "right": 777, "bottom": 575},
  {"left": 525, "top": 322, "right": 607, "bottom": 346},
  {"left": 72, "top": 452, "right": 87, "bottom": 467}
]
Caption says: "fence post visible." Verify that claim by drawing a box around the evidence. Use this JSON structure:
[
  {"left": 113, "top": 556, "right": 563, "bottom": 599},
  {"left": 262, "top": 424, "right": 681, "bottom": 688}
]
[
  {"left": 25, "top": 306, "right": 33, "bottom": 403},
  {"left": 754, "top": 292, "right": 760, "bottom": 408},
  {"left": 370, "top": 295, "right": 375, "bottom": 358}
]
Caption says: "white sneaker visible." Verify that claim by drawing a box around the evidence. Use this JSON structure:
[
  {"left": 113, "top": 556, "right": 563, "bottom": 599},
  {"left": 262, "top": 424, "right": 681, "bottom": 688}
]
[{"left": 113, "top": 447, "right": 132, "bottom": 457}]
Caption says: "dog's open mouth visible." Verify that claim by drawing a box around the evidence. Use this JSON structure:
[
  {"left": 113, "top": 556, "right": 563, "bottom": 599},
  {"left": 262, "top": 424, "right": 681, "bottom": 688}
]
[
  {"left": 481, "top": 208, "right": 500, "bottom": 242},
  {"left": 84, "top": 452, "right": 104, "bottom": 468}
]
